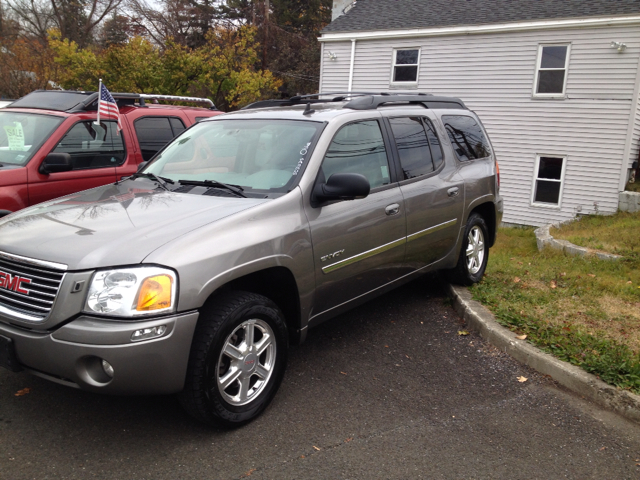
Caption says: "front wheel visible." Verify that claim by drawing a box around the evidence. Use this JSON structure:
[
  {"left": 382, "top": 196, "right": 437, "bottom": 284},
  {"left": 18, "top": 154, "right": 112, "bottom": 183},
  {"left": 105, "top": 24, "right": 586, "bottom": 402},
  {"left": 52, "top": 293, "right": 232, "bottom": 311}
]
[
  {"left": 446, "top": 213, "right": 489, "bottom": 286},
  {"left": 179, "top": 291, "right": 288, "bottom": 428}
]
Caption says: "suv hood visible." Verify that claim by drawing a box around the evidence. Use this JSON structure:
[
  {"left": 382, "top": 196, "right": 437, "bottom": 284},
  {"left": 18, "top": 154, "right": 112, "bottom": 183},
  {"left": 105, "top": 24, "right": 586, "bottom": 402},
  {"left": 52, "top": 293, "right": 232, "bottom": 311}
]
[{"left": 0, "top": 180, "right": 268, "bottom": 270}]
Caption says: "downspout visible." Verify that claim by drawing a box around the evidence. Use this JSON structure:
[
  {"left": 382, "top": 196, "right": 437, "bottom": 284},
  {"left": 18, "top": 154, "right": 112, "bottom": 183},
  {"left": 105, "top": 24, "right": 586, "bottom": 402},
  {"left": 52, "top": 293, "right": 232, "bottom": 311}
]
[{"left": 348, "top": 38, "right": 356, "bottom": 91}]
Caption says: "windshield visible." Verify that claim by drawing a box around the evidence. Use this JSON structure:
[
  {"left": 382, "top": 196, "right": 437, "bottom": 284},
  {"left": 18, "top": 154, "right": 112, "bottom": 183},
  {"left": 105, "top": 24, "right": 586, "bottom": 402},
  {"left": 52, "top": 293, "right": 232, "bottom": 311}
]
[
  {"left": 144, "top": 119, "right": 323, "bottom": 194},
  {"left": 0, "top": 112, "right": 64, "bottom": 166}
]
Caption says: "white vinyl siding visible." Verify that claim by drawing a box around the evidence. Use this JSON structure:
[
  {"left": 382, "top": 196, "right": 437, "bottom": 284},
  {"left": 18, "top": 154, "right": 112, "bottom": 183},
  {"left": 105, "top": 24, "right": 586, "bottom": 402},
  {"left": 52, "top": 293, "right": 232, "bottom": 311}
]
[
  {"left": 319, "top": 41, "right": 354, "bottom": 92},
  {"left": 321, "top": 24, "right": 640, "bottom": 226}
]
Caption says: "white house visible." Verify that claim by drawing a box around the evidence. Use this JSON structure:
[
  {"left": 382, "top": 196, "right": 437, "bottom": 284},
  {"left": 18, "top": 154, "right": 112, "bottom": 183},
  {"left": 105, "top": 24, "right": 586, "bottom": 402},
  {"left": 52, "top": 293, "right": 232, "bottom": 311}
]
[{"left": 319, "top": 0, "right": 640, "bottom": 226}]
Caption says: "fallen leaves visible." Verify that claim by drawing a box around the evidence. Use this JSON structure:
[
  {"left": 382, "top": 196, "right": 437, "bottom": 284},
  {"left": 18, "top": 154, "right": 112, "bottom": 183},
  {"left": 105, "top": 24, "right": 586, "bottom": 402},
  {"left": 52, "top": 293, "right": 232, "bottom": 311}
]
[
  {"left": 516, "top": 334, "right": 527, "bottom": 340},
  {"left": 513, "top": 277, "right": 521, "bottom": 283},
  {"left": 588, "top": 274, "right": 596, "bottom": 278},
  {"left": 313, "top": 446, "right": 321, "bottom": 451},
  {"left": 517, "top": 376, "right": 528, "bottom": 383},
  {"left": 14, "top": 388, "right": 30, "bottom": 397},
  {"left": 340, "top": 372, "right": 347, "bottom": 375},
  {"left": 550, "top": 280, "right": 557, "bottom": 289},
  {"left": 458, "top": 330, "right": 469, "bottom": 336}
]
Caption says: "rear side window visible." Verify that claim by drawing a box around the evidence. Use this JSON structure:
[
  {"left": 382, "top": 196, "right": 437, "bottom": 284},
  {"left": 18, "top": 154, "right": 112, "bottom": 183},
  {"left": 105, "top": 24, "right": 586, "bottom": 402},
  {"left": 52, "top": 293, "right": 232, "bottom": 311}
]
[
  {"left": 442, "top": 115, "right": 491, "bottom": 162},
  {"left": 53, "top": 120, "right": 125, "bottom": 170},
  {"left": 389, "top": 117, "right": 434, "bottom": 179},
  {"left": 135, "top": 116, "right": 186, "bottom": 161},
  {"left": 321, "top": 120, "right": 391, "bottom": 189}
]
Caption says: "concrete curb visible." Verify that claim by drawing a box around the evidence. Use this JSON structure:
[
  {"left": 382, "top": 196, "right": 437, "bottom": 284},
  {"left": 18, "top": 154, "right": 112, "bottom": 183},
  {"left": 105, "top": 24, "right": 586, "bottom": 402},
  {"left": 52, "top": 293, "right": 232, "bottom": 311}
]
[
  {"left": 533, "top": 224, "right": 622, "bottom": 261},
  {"left": 446, "top": 283, "right": 640, "bottom": 423}
]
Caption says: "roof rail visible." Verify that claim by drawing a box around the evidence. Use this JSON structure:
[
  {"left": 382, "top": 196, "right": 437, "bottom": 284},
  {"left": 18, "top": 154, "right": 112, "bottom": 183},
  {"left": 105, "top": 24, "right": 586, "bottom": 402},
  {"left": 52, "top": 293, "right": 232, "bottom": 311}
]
[
  {"left": 137, "top": 94, "right": 216, "bottom": 109},
  {"left": 7, "top": 90, "right": 217, "bottom": 112},
  {"left": 241, "top": 92, "right": 466, "bottom": 111},
  {"left": 344, "top": 94, "right": 467, "bottom": 111}
]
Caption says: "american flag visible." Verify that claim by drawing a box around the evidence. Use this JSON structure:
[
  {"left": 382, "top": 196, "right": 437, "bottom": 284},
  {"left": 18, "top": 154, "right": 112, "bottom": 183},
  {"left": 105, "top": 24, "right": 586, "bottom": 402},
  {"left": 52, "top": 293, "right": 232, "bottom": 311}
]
[{"left": 98, "top": 82, "right": 122, "bottom": 132}]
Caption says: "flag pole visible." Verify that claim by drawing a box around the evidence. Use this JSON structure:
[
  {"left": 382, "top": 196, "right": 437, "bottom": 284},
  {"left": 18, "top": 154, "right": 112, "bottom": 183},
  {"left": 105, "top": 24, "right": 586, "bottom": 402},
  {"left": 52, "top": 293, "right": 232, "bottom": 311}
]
[{"left": 95, "top": 78, "right": 102, "bottom": 125}]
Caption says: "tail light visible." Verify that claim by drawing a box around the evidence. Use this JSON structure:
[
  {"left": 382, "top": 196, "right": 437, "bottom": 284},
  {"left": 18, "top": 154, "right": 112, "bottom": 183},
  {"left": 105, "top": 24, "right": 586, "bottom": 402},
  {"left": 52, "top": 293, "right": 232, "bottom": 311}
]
[{"left": 496, "top": 160, "right": 500, "bottom": 189}]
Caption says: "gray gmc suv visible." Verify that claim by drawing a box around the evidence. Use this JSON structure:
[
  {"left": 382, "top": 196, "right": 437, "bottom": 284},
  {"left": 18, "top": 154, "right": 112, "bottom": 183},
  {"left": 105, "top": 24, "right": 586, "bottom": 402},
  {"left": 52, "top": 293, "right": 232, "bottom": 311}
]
[{"left": 0, "top": 93, "right": 502, "bottom": 427}]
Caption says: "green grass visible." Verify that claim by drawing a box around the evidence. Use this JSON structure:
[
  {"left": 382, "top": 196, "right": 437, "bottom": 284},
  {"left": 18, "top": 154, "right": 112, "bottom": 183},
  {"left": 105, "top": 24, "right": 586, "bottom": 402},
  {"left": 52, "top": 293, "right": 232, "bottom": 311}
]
[
  {"left": 550, "top": 211, "right": 640, "bottom": 259},
  {"left": 470, "top": 224, "right": 640, "bottom": 393}
]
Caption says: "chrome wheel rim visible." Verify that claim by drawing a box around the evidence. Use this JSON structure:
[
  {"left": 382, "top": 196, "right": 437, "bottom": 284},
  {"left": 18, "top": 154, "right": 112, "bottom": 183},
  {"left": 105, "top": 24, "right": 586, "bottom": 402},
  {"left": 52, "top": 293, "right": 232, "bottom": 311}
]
[
  {"left": 466, "top": 225, "right": 485, "bottom": 275},
  {"left": 216, "top": 318, "right": 276, "bottom": 406}
]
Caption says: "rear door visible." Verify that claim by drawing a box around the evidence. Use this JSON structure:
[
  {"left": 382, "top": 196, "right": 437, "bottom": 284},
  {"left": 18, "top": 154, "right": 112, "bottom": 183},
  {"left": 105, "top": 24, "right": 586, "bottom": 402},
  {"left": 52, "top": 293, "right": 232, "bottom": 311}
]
[
  {"left": 305, "top": 118, "right": 406, "bottom": 317},
  {"left": 385, "top": 114, "right": 464, "bottom": 269}
]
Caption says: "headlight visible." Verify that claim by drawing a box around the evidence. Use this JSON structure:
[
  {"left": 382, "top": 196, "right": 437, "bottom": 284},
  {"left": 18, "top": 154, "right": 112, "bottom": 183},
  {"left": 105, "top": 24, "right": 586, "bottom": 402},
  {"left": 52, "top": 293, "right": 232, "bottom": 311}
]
[{"left": 84, "top": 266, "right": 177, "bottom": 317}]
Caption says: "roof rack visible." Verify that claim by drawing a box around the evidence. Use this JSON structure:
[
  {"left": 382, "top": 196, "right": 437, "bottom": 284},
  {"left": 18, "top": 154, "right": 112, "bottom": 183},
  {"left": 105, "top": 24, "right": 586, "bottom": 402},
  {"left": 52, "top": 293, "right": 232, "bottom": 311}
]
[
  {"left": 241, "top": 92, "right": 466, "bottom": 111},
  {"left": 7, "top": 90, "right": 217, "bottom": 112}
]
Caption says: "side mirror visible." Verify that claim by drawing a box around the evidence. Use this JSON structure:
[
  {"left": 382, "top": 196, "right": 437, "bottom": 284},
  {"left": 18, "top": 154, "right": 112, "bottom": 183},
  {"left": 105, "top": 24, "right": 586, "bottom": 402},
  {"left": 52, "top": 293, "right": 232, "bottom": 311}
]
[
  {"left": 312, "top": 173, "right": 370, "bottom": 206},
  {"left": 137, "top": 161, "right": 148, "bottom": 173},
  {"left": 39, "top": 153, "right": 72, "bottom": 174}
]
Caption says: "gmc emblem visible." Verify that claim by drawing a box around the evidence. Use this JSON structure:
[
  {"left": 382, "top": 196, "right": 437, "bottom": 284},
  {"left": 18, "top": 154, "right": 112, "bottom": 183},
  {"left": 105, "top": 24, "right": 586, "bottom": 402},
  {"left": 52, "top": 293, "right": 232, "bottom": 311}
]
[{"left": 0, "top": 271, "right": 32, "bottom": 295}]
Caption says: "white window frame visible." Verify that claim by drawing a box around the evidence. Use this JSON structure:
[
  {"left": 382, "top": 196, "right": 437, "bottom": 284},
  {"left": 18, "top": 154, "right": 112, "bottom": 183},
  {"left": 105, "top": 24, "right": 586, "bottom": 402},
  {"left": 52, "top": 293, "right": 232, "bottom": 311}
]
[
  {"left": 530, "top": 154, "right": 567, "bottom": 209},
  {"left": 390, "top": 47, "right": 421, "bottom": 88},
  {"left": 532, "top": 43, "right": 571, "bottom": 99}
]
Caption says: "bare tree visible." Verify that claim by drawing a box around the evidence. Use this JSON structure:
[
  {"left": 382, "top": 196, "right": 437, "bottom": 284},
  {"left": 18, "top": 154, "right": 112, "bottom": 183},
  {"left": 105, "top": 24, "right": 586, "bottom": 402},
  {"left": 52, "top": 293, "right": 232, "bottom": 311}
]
[{"left": 7, "top": 0, "right": 123, "bottom": 46}]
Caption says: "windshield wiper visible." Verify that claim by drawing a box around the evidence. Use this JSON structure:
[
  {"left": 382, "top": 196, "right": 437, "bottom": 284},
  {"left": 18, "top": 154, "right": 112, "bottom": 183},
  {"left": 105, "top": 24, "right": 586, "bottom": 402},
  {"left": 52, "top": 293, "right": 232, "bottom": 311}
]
[
  {"left": 126, "top": 172, "right": 174, "bottom": 191},
  {"left": 177, "top": 179, "right": 247, "bottom": 198}
]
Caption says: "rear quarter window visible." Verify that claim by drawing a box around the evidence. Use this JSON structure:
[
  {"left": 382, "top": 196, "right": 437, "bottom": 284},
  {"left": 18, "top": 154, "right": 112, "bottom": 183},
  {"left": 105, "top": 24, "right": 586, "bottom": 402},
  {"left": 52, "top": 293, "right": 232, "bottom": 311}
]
[{"left": 442, "top": 115, "right": 491, "bottom": 162}]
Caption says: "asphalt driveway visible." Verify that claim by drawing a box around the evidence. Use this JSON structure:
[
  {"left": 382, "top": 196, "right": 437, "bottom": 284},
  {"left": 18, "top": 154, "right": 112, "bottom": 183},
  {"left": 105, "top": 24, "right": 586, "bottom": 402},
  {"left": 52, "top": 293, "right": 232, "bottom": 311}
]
[{"left": 1, "top": 275, "right": 639, "bottom": 479}]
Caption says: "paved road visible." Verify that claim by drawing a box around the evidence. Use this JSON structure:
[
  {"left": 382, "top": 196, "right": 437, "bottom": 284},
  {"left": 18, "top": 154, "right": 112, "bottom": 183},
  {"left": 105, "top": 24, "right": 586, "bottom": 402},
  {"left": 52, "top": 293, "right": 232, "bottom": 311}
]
[{"left": 1, "top": 275, "right": 640, "bottom": 479}]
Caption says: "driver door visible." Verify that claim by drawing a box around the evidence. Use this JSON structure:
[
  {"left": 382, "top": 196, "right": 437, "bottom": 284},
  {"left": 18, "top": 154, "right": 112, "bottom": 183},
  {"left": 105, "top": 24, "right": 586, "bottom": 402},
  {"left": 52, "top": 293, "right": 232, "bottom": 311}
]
[{"left": 305, "top": 119, "right": 406, "bottom": 319}]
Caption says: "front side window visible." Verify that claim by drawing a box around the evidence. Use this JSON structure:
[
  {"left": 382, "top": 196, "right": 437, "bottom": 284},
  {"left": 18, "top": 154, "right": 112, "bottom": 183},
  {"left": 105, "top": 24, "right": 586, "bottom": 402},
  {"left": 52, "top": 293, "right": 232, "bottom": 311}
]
[
  {"left": 134, "top": 116, "right": 186, "bottom": 161},
  {"left": 53, "top": 121, "right": 125, "bottom": 170},
  {"left": 389, "top": 117, "right": 434, "bottom": 179},
  {"left": 0, "top": 112, "right": 63, "bottom": 166},
  {"left": 534, "top": 44, "right": 570, "bottom": 97},
  {"left": 532, "top": 155, "right": 566, "bottom": 207},
  {"left": 392, "top": 49, "right": 420, "bottom": 83},
  {"left": 145, "top": 119, "right": 323, "bottom": 194},
  {"left": 442, "top": 115, "right": 491, "bottom": 162},
  {"left": 321, "top": 120, "right": 391, "bottom": 189}
]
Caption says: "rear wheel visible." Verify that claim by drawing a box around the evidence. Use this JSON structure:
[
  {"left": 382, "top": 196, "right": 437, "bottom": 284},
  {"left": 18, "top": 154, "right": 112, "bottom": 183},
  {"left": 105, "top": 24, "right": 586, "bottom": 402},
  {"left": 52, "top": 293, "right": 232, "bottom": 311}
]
[
  {"left": 179, "top": 291, "right": 288, "bottom": 428},
  {"left": 446, "top": 213, "right": 489, "bottom": 286}
]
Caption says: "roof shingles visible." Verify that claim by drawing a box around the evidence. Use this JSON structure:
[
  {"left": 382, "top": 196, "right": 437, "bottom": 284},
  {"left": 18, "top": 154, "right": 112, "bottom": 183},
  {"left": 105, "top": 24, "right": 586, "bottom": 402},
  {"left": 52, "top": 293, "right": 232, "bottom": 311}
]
[{"left": 322, "top": 0, "right": 640, "bottom": 33}]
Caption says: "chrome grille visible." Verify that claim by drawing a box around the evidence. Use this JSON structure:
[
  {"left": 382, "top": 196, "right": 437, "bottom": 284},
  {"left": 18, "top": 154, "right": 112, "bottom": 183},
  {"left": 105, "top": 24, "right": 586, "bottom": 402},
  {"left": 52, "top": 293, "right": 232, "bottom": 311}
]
[{"left": 0, "top": 252, "right": 66, "bottom": 321}]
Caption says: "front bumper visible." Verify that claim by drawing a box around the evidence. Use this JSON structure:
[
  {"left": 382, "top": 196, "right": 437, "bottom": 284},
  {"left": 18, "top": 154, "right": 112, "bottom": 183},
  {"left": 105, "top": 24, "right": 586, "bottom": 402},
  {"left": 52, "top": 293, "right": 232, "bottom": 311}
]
[{"left": 0, "top": 311, "right": 199, "bottom": 395}]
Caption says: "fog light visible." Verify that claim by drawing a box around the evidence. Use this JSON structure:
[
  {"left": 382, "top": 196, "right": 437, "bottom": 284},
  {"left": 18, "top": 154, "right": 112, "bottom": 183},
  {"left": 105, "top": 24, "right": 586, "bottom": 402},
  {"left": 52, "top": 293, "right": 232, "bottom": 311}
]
[
  {"left": 101, "top": 359, "right": 114, "bottom": 378},
  {"left": 131, "top": 325, "right": 167, "bottom": 342}
]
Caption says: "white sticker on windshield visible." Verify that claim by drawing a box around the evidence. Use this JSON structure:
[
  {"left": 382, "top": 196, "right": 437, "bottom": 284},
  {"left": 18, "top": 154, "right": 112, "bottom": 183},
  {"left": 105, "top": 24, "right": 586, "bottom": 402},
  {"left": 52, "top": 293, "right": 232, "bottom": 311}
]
[{"left": 4, "top": 122, "right": 25, "bottom": 151}]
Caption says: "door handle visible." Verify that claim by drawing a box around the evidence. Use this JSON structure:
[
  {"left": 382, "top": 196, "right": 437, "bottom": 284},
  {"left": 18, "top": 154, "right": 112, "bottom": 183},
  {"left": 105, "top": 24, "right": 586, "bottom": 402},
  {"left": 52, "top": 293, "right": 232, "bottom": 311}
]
[
  {"left": 447, "top": 187, "right": 460, "bottom": 197},
  {"left": 385, "top": 203, "right": 400, "bottom": 216}
]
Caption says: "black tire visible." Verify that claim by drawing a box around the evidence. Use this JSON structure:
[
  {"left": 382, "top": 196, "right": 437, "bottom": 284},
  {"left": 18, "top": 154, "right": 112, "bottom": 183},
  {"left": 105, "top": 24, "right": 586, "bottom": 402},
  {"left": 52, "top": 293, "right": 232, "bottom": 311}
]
[
  {"left": 446, "top": 213, "right": 489, "bottom": 286},
  {"left": 179, "top": 291, "right": 288, "bottom": 428}
]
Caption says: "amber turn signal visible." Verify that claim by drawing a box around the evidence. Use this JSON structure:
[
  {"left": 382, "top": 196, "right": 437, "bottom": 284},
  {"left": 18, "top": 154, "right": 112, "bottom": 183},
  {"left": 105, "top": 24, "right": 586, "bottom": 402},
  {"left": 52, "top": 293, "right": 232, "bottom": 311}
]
[{"left": 136, "top": 274, "right": 173, "bottom": 311}]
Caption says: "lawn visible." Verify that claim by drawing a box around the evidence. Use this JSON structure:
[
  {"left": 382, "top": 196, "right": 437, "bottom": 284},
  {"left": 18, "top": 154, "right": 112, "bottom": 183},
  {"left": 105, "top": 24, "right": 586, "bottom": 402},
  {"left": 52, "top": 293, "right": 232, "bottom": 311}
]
[{"left": 470, "top": 214, "right": 640, "bottom": 393}]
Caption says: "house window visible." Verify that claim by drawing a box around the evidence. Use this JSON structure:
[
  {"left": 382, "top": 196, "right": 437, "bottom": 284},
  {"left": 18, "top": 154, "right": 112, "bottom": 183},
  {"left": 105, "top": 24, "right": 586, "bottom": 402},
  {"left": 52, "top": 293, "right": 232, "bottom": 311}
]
[
  {"left": 531, "top": 155, "right": 566, "bottom": 207},
  {"left": 534, "top": 44, "right": 570, "bottom": 97},
  {"left": 392, "top": 49, "right": 420, "bottom": 83}
]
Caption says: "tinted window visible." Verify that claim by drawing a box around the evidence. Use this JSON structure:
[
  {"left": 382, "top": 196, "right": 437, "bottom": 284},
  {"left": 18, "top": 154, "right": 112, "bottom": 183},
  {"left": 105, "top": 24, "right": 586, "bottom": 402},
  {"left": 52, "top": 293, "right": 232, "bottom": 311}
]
[
  {"left": 424, "top": 118, "right": 444, "bottom": 169},
  {"left": 321, "top": 120, "right": 391, "bottom": 189},
  {"left": 53, "top": 121, "right": 125, "bottom": 170},
  {"left": 389, "top": 117, "right": 433, "bottom": 179},
  {"left": 135, "top": 117, "right": 186, "bottom": 161},
  {"left": 442, "top": 115, "right": 491, "bottom": 161}
]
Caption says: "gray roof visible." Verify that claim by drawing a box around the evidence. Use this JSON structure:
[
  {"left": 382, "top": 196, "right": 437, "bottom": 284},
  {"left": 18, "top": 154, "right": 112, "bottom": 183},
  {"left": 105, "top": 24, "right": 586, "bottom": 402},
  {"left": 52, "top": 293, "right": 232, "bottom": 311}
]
[{"left": 322, "top": 0, "right": 640, "bottom": 33}]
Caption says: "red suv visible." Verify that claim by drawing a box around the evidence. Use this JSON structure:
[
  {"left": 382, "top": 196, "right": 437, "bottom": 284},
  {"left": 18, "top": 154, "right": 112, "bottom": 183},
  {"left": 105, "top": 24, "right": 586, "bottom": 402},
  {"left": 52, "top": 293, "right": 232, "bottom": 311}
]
[{"left": 0, "top": 90, "right": 221, "bottom": 216}]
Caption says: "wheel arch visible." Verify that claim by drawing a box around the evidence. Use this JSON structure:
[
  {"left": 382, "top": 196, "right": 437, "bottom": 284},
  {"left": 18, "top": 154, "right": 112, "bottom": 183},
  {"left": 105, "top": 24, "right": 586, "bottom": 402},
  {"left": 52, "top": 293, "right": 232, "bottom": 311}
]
[
  {"left": 466, "top": 200, "right": 496, "bottom": 248},
  {"left": 200, "top": 266, "right": 303, "bottom": 346}
]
